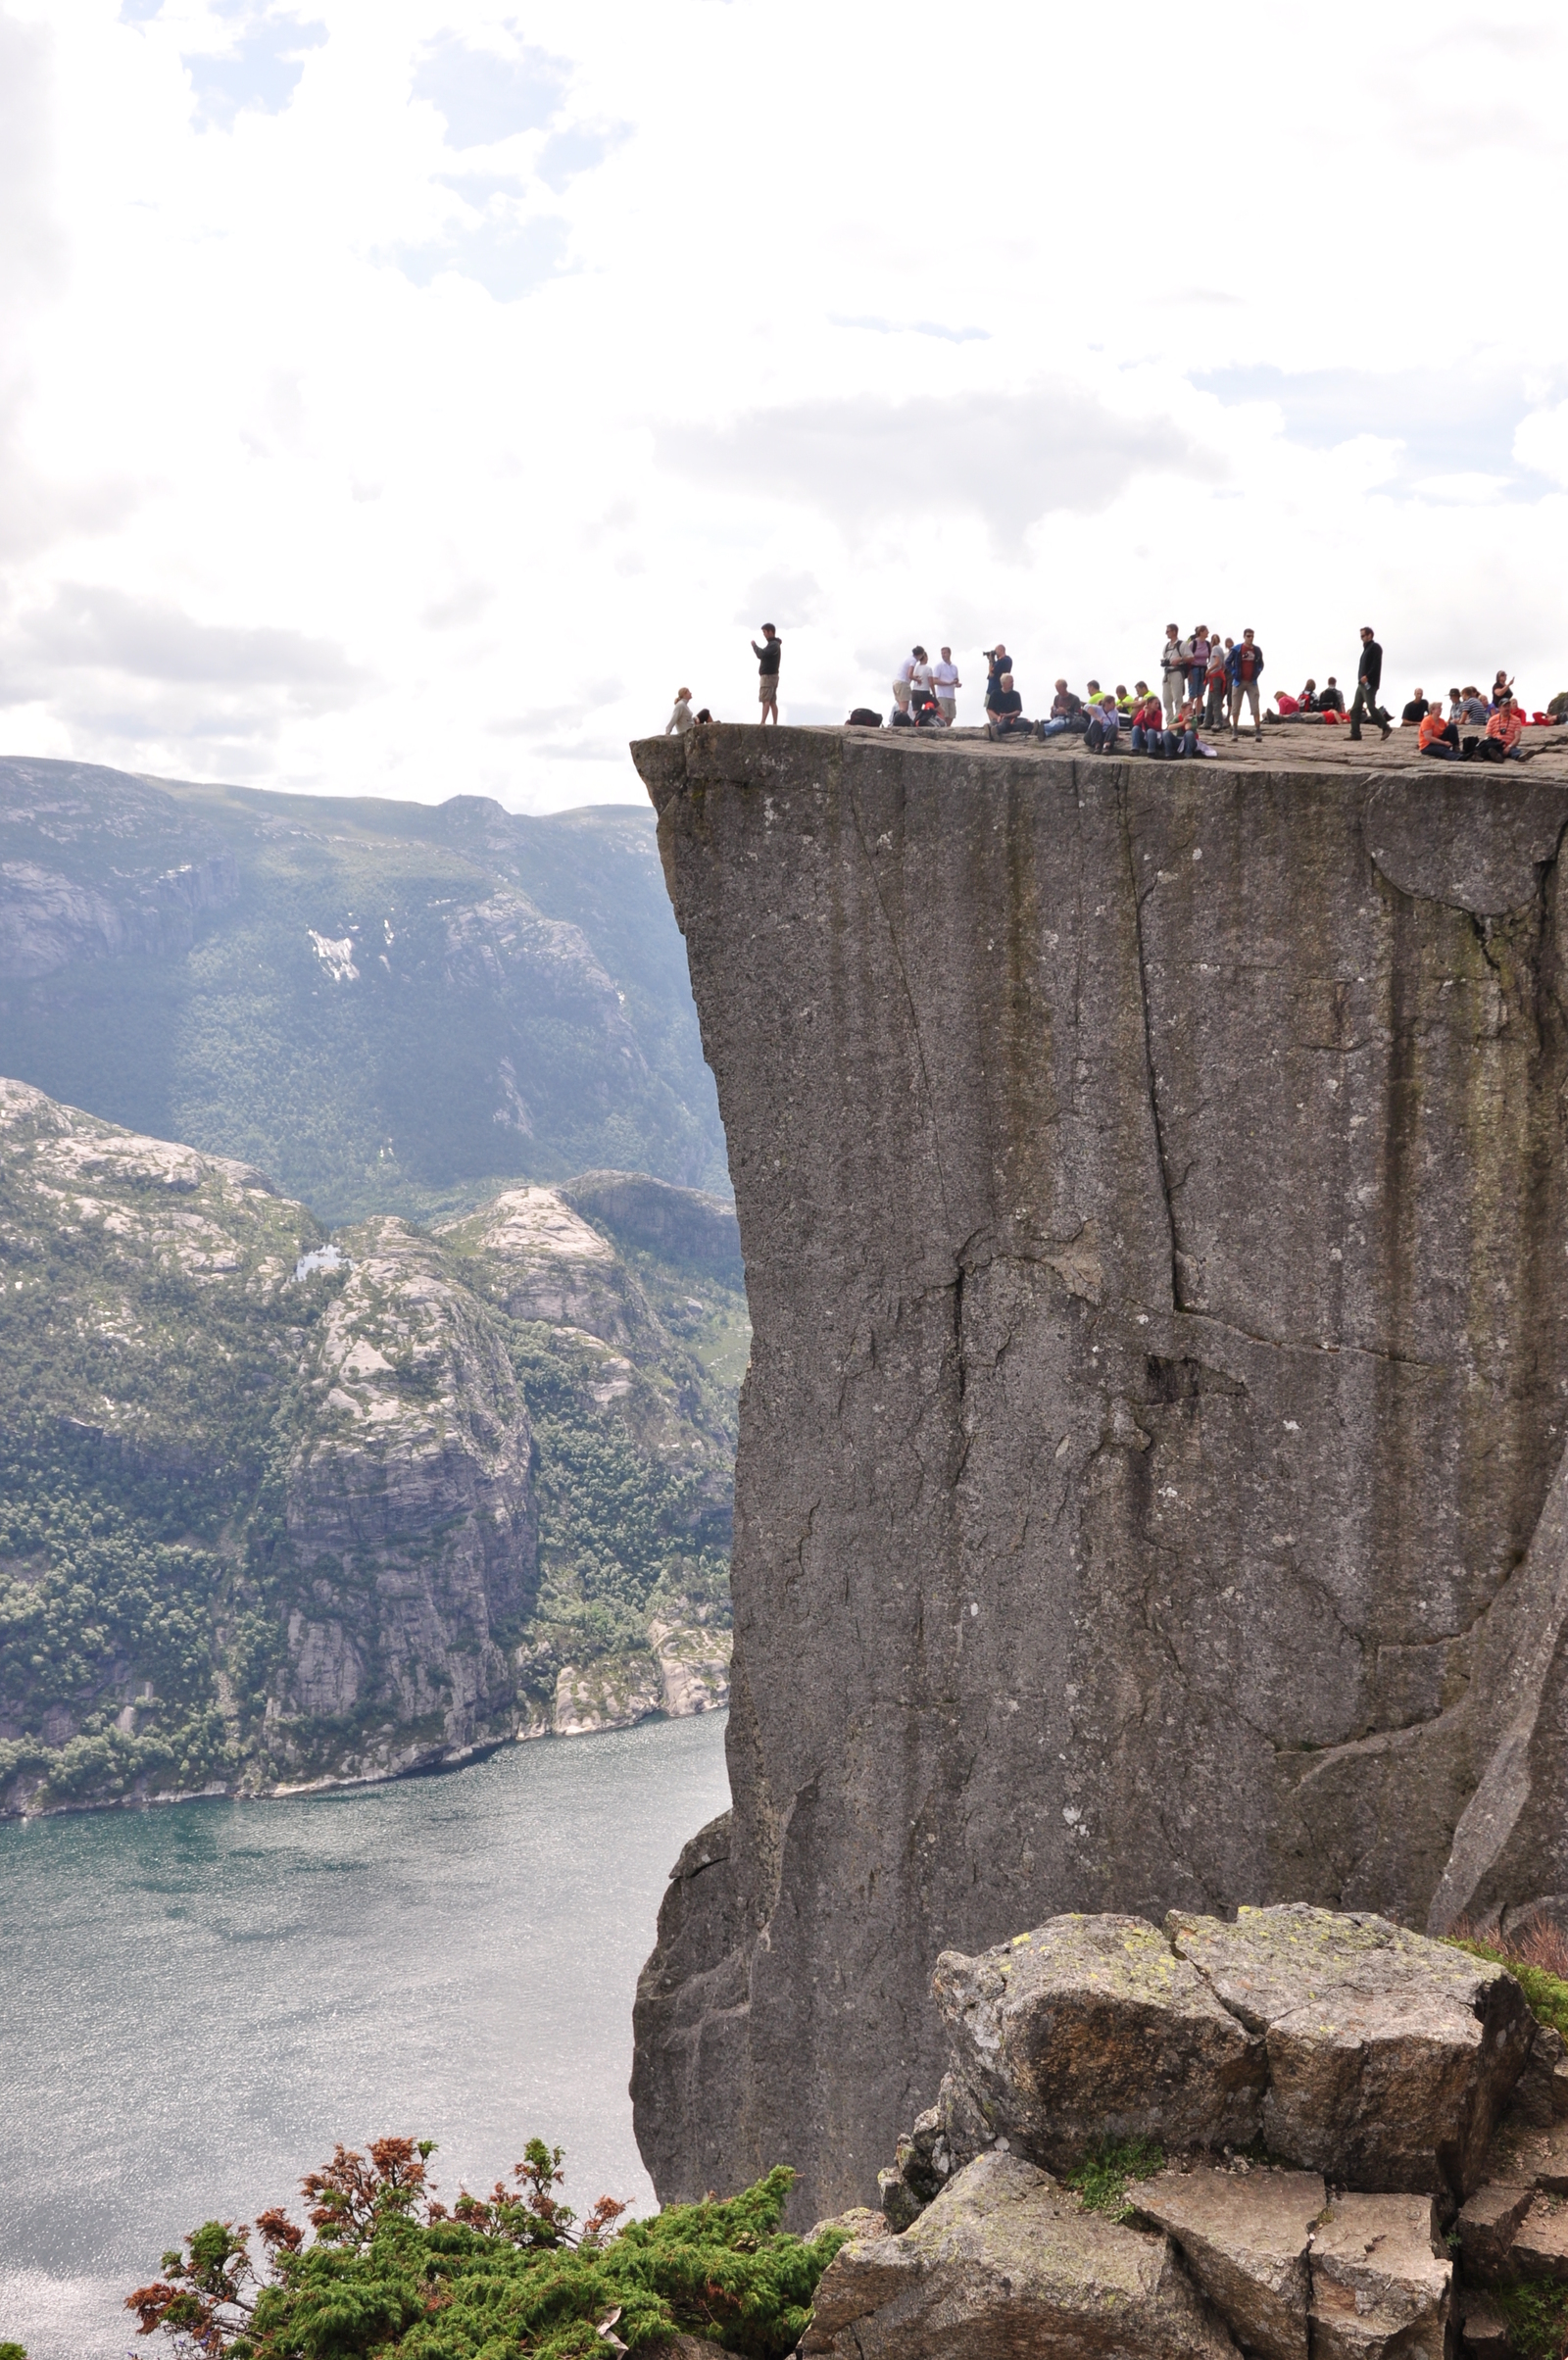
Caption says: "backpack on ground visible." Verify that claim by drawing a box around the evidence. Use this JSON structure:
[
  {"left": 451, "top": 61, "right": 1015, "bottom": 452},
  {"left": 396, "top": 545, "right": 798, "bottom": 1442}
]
[{"left": 847, "top": 708, "right": 883, "bottom": 726}]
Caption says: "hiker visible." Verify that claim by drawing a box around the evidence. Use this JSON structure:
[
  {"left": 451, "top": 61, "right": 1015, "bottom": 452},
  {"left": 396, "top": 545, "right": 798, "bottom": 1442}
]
[
  {"left": 984, "top": 645, "right": 1012, "bottom": 710},
  {"left": 1490, "top": 670, "right": 1513, "bottom": 712},
  {"left": 1203, "top": 640, "right": 1229, "bottom": 728},
  {"left": 1478, "top": 693, "right": 1528, "bottom": 762},
  {"left": 664, "top": 688, "right": 696, "bottom": 735},
  {"left": 1418, "top": 701, "right": 1460, "bottom": 761},
  {"left": 1160, "top": 624, "right": 1185, "bottom": 723},
  {"left": 911, "top": 647, "right": 935, "bottom": 706},
  {"left": 1348, "top": 628, "right": 1390, "bottom": 741},
  {"left": 893, "top": 649, "right": 918, "bottom": 716},
  {"left": 1297, "top": 679, "right": 1321, "bottom": 713},
  {"left": 1039, "top": 680, "right": 1084, "bottom": 739},
  {"left": 1459, "top": 686, "right": 1490, "bottom": 725},
  {"left": 1187, "top": 627, "right": 1211, "bottom": 704},
  {"left": 1446, "top": 688, "right": 1464, "bottom": 727},
  {"left": 752, "top": 624, "right": 781, "bottom": 723},
  {"left": 1083, "top": 695, "right": 1120, "bottom": 755},
  {"left": 1226, "top": 628, "right": 1265, "bottom": 737},
  {"left": 1319, "top": 677, "right": 1345, "bottom": 713},
  {"left": 1265, "top": 688, "right": 1300, "bottom": 724},
  {"left": 987, "top": 673, "right": 1032, "bottom": 740},
  {"left": 1129, "top": 687, "right": 1165, "bottom": 754},
  {"left": 932, "top": 646, "right": 961, "bottom": 723},
  {"left": 1399, "top": 688, "right": 1428, "bottom": 726}
]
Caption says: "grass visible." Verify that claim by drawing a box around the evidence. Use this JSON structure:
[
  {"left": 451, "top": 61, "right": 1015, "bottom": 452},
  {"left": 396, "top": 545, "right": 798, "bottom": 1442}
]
[
  {"left": 1064, "top": 2138, "right": 1166, "bottom": 2220},
  {"left": 1445, "top": 1921, "right": 1568, "bottom": 2041}
]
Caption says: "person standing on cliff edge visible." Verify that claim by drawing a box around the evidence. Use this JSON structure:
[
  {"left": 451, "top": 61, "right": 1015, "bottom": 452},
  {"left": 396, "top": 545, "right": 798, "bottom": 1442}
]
[
  {"left": 1349, "top": 626, "right": 1391, "bottom": 742},
  {"left": 753, "top": 624, "right": 781, "bottom": 724}
]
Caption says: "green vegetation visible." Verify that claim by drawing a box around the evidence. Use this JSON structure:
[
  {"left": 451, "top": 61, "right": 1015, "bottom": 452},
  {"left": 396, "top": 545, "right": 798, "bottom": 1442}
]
[
  {"left": 1063, "top": 2138, "right": 1165, "bottom": 2221},
  {"left": 0, "top": 761, "right": 726, "bottom": 1227},
  {"left": 126, "top": 2136, "right": 842, "bottom": 2359},
  {"left": 0, "top": 1081, "right": 744, "bottom": 1815},
  {"left": 1445, "top": 1936, "right": 1568, "bottom": 2040},
  {"left": 1497, "top": 2280, "right": 1568, "bottom": 2360}
]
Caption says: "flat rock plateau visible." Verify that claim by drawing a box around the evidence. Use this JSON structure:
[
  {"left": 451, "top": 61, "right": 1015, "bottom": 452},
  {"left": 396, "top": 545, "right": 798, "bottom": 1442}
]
[{"left": 630, "top": 722, "right": 1568, "bottom": 2226}]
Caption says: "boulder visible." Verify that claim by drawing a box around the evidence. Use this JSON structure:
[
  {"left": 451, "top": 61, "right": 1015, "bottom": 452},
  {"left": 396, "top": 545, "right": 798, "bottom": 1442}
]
[
  {"left": 1507, "top": 2021, "right": 1568, "bottom": 2128},
  {"left": 1510, "top": 2195, "right": 1568, "bottom": 2283},
  {"left": 1455, "top": 2180, "right": 1532, "bottom": 2283},
  {"left": 1168, "top": 1905, "right": 1533, "bottom": 2194},
  {"left": 1457, "top": 2286, "right": 1510, "bottom": 2360},
  {"left": 933, "top": 1915, "right": 1265, "bottom": 2171},
  {"left": 800, "top": 2150, "right": 1238, "bottom": 2360},
  {"left": 1134, "top": 2163, "right": 1324, "bottom": 2360},
  {"left": 1487, "top": 2112, "right": 1568, "bottom": 2194},
  {"left": 1307, "top": 2192, "right": 1450, "bottom": 2360}
]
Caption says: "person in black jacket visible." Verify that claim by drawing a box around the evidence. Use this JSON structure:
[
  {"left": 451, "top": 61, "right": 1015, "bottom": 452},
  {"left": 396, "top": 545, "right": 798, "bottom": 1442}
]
[{"left": 1349, "top": 627, "right": 1391, "bottom": 741}]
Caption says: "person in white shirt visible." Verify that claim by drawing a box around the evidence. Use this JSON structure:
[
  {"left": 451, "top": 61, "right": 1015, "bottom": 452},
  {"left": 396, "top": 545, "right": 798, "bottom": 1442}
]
[
  {"left": 911, "top": 646, "right": 936, "bottom": 701},
  {"left": 893, "top": 649, "right": 919, "bottom": 713},
  {"left": 664, "top": 688, "right": 695, "bottom": 735},
  {"left": 932, "top": 646, "right": 961, "bottom": 724}
]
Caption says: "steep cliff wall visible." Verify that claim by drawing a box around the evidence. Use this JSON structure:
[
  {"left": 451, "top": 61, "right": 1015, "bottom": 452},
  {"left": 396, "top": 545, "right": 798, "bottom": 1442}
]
[{"left": 629, "top": 724, "right": 1568, "bottom": 2224}]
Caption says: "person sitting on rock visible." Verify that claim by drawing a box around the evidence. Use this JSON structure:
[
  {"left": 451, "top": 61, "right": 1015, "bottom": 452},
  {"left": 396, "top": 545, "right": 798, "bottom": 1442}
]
[
  {"left": 665, "top": 687, "right": 696, "bottom": 735},
  {"left": 1082, "top": 695, "right": 1120, "bottom": 754},
  {"left": 987, "top": 673, "right": 1032, "bottom": 740},
  {"left": 1129, "top": 689, "right": 1164, "bottom": 753},
  {"left": 1477, "top": 692, "right": 1530, "bottom": 762},
  {"left": 1038, "top": 680, "right": 1084, "bottom": 739},
  {"left": 1418, "top": 701, "right": 1460, "bottom": 761},
  {"left": 1459, "top": 686, "right": 1491, "bottom": 725},
  {"left": 1400, "top": 687, "right": 1429, "bottom": 726},
  {"left": 1318, "top": 676, "right": 1346, "bottom": 713}
]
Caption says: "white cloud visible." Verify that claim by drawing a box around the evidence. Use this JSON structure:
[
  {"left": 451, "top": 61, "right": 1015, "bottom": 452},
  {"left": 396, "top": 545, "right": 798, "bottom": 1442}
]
[{"left": 0, "top": 0, "right": 1567, "bottom": 806}]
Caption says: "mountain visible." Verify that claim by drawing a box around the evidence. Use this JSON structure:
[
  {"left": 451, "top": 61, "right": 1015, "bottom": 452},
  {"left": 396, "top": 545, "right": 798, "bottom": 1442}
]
[
  {"left": 0, "top": 1079, "right": 743, "bottom": 1817},
  {"left": 0, "top": 757, "right": 726, "bottom": 1228}
]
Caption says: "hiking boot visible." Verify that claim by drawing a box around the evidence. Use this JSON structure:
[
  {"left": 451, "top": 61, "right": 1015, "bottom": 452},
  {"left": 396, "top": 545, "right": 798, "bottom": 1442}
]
[{"left": 1380, "top": 720, "right": 1392, "bottom": 740}]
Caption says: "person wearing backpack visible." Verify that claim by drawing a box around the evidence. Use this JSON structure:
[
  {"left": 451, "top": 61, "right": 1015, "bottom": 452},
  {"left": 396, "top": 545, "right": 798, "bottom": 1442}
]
[
  {"left": 1160, "top": 623, "right": 1185, "bottom": 723},
  {"left": 1226, "top": 628, "right": 1265, "bottom": 738},
  {"left": 1203, "top": 639, "right": 1229, "bottom": 728}
]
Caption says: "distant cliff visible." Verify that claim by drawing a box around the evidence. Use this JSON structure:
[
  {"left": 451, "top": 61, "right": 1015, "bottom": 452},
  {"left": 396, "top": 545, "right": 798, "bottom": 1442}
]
[
  {"left": 0, "top": 1081, "right": 742, "bottom": 1815},
  {"left": 0, "top": 756, "right": 726, "bottom": 1222},
  {"left": 629, "top": 724, "right": 1568, "bottom": 2225}
]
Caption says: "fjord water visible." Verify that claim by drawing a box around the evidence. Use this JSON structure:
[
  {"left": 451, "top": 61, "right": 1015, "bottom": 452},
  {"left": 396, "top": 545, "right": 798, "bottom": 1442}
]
[{"left": 0, "top": 1713, "right": 729, "bottom": 2360}]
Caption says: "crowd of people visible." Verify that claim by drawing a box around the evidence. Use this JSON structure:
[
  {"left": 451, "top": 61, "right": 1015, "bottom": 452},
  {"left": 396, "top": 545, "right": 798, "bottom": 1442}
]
[{"left": 661, "top": 624, "right": 1567, "bottom": 762}]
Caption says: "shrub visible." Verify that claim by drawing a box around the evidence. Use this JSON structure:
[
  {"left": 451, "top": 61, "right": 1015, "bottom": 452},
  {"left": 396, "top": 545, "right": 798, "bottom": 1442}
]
[
  {"left": 126, "top": 2134, "right": 846, "bottom": 2359},
  {"left": 1064, "top": 2137, "right": 1165, "bottom": 2221}
]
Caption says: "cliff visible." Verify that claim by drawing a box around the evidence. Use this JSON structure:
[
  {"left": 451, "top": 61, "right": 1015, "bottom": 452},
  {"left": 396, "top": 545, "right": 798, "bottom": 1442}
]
[
  {"left": 0, "top": 756, "right": 726, "bottom": 1223},
  {"left": 629, "top": 722, "right": 1568, "bottom": 2226},
  {"left": 0, "top": 1080, "right": 741, "bottom": 1814}
]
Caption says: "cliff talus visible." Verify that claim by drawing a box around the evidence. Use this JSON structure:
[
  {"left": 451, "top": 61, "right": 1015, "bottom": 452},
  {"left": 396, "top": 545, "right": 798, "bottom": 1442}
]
[{"left": 630, "top": 725, "right": 1568, "bottom": 2223}]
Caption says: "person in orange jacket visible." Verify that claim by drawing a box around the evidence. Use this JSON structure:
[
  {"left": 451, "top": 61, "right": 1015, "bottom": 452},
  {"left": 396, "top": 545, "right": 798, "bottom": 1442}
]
[
  {"left": 1418, "top": 701, "right": 1459, "bottom": 761},
  {"left": 1484, "top": 695, "right": 1527, "bottom": 760}
]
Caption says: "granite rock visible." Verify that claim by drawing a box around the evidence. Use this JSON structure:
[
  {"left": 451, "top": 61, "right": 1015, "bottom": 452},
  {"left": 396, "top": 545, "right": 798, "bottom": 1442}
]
[
  {"left": 932, "top": 1914, "right": 1264, "bottom": 2169},
  {"left": 1167, "top": 1905, "right": 1533, "bottom": 2195},
  {"left": 1510, "top": 2195, "right": 1568, "bottom": 2283},
  {"left": 631, "top": 728, "right": 1568, "bottom": 2219},
  {"left": 1458, "top": 2286, "right": 1510, "bottom": 2360},
  {"left": 1134, "top": 2164, "right": 1324, "bottom": 2360},
  {"left": 1486, "top": 2112, "right": 1568, "bottom": 2194},
  {"left": 1308, "top": 2192, "right": 1449, "bottom": 2360},
  {"left": 800, "top": 2149, "right": 1238, "bottom": 2360},
  {"left": 1454, "top": 2180, "right": 1533, "bottom": 2283}
]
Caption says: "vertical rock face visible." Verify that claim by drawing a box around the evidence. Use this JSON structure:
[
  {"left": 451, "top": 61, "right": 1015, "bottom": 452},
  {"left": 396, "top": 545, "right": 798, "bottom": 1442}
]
[{"left": 630, "top": 727, "right": 1568, "bottom": 2223}]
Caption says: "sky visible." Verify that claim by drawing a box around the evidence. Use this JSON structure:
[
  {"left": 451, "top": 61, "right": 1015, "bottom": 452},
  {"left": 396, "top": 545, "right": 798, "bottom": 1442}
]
[{"left": 3, "top": 1, "right": 1568, "bottom": 812}]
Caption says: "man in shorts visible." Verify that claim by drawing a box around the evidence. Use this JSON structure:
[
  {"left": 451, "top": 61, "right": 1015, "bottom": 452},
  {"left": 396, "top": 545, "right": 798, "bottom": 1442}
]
[
  {"left": 932, "top": 646, "right": 961, "bottom": 723},
  {"left": 753, "top": 624, "right": 781, "bottom": 723}
]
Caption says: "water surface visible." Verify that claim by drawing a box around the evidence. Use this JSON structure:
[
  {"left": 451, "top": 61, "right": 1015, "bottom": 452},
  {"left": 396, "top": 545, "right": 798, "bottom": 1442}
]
[{"left": 0, "top": 1713, "right": 728, "bottom": 2360}]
